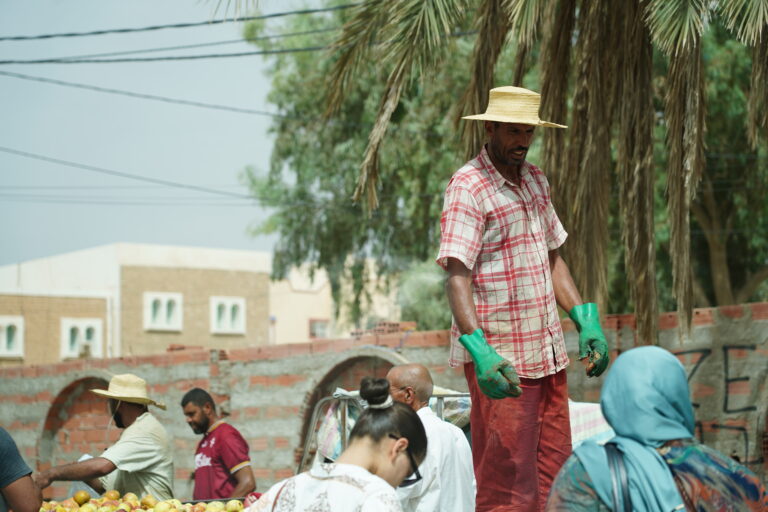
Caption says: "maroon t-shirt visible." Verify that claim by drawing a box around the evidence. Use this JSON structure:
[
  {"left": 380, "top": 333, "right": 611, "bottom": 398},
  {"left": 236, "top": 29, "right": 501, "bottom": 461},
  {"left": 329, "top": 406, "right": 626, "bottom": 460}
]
[{"left": 193, "top": 420, "right": 251, "bottom": 500}]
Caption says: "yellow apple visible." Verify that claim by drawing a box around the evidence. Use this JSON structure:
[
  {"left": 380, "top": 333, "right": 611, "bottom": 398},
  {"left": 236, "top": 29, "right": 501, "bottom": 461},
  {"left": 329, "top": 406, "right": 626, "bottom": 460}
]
[
  {"left": 205, "top": 502, "right": 224, "bottom": 512},
  {"left": 167, "top": 501, "right": 182, "bottom": 510},
  {"left": 79, "top": 504, "right": 97, "bottom": 512},
  {"left": 153, "top": 502, "right": 172, "bottom": 512},
  {"left": 103, "top": 491, "right": 120, "bottom": 501},
  {"left": 225, "top": 501, "right": 242, "bottom": 512},
  {"left": 73, "top": 492, "right": 92, "bottom": 507}
]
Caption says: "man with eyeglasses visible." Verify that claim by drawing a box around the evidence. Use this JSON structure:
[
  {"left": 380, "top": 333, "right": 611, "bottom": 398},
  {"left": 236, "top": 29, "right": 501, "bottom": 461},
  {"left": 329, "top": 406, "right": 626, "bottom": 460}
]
[{"left": 387, "top": 364, "right": 476, "bottom": 512}]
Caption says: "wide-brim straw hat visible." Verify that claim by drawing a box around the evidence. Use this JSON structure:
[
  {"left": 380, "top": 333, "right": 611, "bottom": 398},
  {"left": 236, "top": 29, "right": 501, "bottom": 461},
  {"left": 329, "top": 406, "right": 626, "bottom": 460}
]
[
  {"left": 462, "top": 86, "right": 567, "bottom": 128},
  {"left": 92, "top": 373, "right": 166, "bottom": 410}
]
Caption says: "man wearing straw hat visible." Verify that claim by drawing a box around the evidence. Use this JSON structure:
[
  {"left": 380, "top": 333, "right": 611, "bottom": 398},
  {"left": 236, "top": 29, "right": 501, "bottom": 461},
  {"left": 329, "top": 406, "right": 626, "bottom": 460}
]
[
  {"left": 437, "top": 86, "right": 609, "bottom": 511},
  {"left": 32, "top": 373, "right": 174, "bottom": 500}
]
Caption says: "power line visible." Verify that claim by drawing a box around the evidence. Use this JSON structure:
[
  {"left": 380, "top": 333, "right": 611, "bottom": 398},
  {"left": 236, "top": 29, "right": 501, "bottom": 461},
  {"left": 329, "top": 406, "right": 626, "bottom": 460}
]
[
  {"left": 0, "top": 4, "right": 359, "bottom": 41},
  {"left": 0, "top": 145, "right": 253, "bottom": 200},
  {"left": 0, "top": 44, "right": 329, "bottom": 65},
  {"left": 0, "top": 70, "right": 282, "bottom": 117},
  {"left": 42, "top": 27, "right": 340, "bottom": 61}
]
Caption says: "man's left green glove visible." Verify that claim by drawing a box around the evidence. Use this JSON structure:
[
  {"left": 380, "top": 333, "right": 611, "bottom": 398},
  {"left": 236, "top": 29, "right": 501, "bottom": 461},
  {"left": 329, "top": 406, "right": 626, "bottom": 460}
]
[{"left": 568, "top": 303, "right": 609, "bottom": 377}]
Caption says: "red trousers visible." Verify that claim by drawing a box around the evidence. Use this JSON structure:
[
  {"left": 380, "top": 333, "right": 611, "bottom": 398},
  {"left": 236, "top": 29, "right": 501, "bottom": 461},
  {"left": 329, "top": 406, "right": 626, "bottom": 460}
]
[{"left": 465, "top": 364, "right": 572, "bottom": 512}]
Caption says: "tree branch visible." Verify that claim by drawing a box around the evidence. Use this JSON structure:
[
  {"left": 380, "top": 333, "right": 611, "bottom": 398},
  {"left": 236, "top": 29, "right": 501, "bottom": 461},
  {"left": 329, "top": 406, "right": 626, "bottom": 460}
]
[{"left": 736, "top": 265, "right": 768, "bottom": 303}]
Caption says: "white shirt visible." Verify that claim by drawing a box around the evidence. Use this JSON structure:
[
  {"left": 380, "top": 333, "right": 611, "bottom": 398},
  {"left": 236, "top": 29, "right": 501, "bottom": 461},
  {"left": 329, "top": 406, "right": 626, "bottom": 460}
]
[
  {"left": 99, "top": 412, "right": 174, "bottom": 500},
  {"left": 250, "top": 463, "right": 402, "bottom": 512},
  {"left": 397, "top": 407, "right": 476, "bottom": 512}
]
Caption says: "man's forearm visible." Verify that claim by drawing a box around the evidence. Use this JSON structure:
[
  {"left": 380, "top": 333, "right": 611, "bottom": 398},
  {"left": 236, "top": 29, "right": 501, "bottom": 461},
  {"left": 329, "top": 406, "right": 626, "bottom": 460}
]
[
  {"left": 549, "top": 250, "right": 583, "bottom": 312},
  {"left": 42, "top": 458, "right": 115, "bottom": 484},
  {"left": 445, "top": 258, "right": 480, "bottom": 335},
  {"left": 229, "top": 468, "right": 256, "bottom": 498}
]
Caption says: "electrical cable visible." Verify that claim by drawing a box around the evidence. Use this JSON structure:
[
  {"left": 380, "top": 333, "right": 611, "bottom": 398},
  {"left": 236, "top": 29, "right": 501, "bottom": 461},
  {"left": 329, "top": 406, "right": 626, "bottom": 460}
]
[
  {"left": 40, "top": 27, "right": 340, "bottom": 61},
  {"left": 0, "top": 145, "right": 253, "bottom": 200},
  {"left": 0, "top": 70, "right": 282, "bottom": 117},
  {"left": 0, "top": 4, "right": 359, "bottom": 41},
  {"left": 0, "top": 44, "right": 330, "bottom": 64}
]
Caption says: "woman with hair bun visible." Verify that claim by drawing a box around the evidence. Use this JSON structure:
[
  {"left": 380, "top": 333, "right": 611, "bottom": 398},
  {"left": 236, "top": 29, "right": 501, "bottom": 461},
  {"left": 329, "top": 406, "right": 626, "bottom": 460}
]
[{"left": 248, "top": 377, "right": 428, "bottom": 512}]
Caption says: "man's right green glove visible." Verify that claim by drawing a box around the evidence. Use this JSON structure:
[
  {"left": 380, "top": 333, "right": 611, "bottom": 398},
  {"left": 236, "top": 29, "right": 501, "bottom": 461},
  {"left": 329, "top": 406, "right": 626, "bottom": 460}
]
[{"left": 459, "top": 329, "right": 522, "bottom": 399}]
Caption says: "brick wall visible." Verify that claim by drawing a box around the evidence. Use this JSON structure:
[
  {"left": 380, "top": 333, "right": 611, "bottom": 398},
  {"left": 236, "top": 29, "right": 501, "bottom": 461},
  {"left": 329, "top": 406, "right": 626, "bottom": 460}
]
[{"left": 1, "top": 302, "right": 766, "bottom": 500}]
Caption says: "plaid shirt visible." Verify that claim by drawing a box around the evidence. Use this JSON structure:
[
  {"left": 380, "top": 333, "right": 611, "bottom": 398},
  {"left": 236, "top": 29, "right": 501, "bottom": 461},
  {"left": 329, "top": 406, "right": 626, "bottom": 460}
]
[{"left": 437, "top": 146, "right": 569, "bottom": 378}]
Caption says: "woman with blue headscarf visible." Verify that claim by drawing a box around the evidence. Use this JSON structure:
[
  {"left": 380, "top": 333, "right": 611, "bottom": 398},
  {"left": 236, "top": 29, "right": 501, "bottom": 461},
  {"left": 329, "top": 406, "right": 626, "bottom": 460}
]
[{"left": 546, "top": 346, "right": 766, "bottom": 511}]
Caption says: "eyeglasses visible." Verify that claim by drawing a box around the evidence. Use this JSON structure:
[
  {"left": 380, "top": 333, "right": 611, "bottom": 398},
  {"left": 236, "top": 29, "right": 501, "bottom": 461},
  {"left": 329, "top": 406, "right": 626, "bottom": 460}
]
[{"left": 388, "top": 434, "right": 423, "bottom": 488}]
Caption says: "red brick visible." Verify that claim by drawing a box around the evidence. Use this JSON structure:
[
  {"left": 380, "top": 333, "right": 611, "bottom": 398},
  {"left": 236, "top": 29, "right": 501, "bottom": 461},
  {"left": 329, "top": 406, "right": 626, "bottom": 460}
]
[
  {"left": 273, "top": 437, "right": 290, "bottom": 449},
  {"left": 69, "top": 430, "right": 86, "bottom": 443},
  {"left": 751, "top": 302, "right": 768, "bottom": 320},
  {"left": 274, "top": 468, "right": 294, "bottom": 479},
  {"left": 692, "top": 308, "right": 714, "bottom": 326},
  {"left": 249, "top": 374, "right": 306, "bottom": 387},
  {"left": 210, "top": 364, "right": 220, "bottom": 377},
  {"left": 244, "top": 407, "right": 261, "bottom": 419},
  {"left": 85, "top": 430, "right": 107, "bottom": 442},
  {"left": 250, "top": 437, "right": 268, "bottom": 451},
  {"left": 719, "top": 305, "right": 744, "bottom": 319},
  {"left": 691, "top": 383, "right": 716, "bottom": 398},
  {"left": 658, "top": 312, "right": 678, "bottom": 330},
  {"left": 176, "top": 468, "right": 194, "bottom": 479},
  {"left": 727, "top": 380, "right": 752, "bottom": 395},
  {"left": 253, "top": 468, "right": 272, "bottom": 480}
]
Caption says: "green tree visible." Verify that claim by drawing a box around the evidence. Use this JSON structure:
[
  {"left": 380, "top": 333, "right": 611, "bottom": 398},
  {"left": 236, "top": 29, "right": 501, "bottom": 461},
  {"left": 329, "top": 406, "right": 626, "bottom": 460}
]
[
  {"left": 319, "top": 0, "right": 768, "bottom": 342},
  {"left": 244, "top": 1, "right": 768, "bottom": 337}
]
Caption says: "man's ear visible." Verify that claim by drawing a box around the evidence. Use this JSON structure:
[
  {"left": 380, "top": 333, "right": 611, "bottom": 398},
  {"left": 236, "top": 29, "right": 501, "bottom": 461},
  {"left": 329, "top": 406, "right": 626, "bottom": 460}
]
[
  {"left": 404, "top": 386, "right": 416, "bottom": 405},
  {"left": 203, "top": 402, "right": 215, "bottom": 416}
]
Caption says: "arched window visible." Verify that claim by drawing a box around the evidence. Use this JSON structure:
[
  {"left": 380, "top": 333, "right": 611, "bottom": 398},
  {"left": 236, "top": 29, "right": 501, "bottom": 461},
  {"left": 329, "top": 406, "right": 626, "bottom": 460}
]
[
  {"left": 6, "top": 325, "right": 15, "bottom": 352},
  {"left": 69, "top": 327, "right": 79, "bottom": 352},
  {"left": 217, "top": 304, "right": 226, "bottom": 329},
  {"left": 166, "top": 300, "right": 176, "bottom": 323},
  {"left": 152, "top": 299, "right": 161, "bottom": 323}
]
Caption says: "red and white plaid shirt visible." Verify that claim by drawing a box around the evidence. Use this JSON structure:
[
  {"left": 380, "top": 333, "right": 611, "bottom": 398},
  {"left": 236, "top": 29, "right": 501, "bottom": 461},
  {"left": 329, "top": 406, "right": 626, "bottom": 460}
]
[{"left": 437, "top": 147, "right": 569, "bottom": 378}]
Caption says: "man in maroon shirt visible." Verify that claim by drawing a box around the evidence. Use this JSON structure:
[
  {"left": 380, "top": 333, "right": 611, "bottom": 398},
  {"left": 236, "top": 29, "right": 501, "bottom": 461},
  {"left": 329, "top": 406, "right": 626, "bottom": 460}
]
[{"left": 181, "top": 388, "right": 256, "bottom": 500}]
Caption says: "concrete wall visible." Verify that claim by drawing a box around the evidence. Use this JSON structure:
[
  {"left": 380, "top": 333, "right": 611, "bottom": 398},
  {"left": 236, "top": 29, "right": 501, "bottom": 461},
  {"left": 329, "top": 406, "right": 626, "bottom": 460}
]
[
  {"left": 120, "top": 266, "right": 270, "bottom": 355},
  {"left": 1, "top": 302, "right": 765, "bottom": 501}
]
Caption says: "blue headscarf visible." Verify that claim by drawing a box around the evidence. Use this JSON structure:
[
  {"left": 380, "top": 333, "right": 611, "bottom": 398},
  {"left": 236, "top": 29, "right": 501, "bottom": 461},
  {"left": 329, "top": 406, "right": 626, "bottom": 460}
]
[{"left": 574, "top": 346, "right": 695, "bottom": 511}]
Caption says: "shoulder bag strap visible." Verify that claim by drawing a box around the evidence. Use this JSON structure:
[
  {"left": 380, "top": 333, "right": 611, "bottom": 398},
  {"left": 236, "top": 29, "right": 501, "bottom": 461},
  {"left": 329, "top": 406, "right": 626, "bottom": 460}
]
[{"left": 605, "top": 442, "right": 631, "bottom": 512}]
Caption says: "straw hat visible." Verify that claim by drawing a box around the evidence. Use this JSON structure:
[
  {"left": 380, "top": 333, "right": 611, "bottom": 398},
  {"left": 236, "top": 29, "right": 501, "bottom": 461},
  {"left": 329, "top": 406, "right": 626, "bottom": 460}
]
[
  {"left": 91, "top": 373, "right": 166, "bottom": 410},
  {"left": 462, "top": 86, "right": 567, "bottom": 128}
]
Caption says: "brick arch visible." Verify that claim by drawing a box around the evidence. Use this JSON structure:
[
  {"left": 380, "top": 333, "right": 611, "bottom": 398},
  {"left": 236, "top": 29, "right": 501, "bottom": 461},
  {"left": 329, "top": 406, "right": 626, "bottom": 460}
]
[
  {"left": 39, "top": 374, "right": 115, "bottom": 500},
  {"left": 295, "top": 348, "right": 409, "bottom": 469}
]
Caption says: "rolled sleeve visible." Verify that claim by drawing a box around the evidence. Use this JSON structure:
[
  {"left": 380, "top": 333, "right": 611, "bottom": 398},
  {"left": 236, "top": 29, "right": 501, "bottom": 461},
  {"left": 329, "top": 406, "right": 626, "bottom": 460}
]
[
  {"left": 437, "top": 185, "right": 484, "bottom": 271},
  {"left": 545, "top": 198, "right": 568, "bottom": 250}
]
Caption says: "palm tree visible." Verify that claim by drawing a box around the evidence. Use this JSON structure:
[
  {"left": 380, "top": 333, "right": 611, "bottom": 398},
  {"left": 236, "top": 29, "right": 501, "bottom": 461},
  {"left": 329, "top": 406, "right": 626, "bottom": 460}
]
[{"left": 323, "top": 0, "right": 768, "bottom": 344}]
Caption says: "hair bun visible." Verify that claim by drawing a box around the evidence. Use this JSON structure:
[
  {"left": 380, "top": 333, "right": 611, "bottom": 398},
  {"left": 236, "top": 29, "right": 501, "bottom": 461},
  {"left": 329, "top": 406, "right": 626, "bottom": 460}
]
[{"left": 359, "top": 377, "right": 390, "bottom": 406}]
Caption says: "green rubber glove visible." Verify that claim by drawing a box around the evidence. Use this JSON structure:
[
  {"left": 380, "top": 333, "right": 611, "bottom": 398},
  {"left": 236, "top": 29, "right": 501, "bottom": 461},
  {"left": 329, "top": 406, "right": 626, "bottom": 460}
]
[
  {"left": 568, "top": 303, "right": 609, "bottom": 377},
  {"left": 459, "top": 329, "right": 522, "bottom": 399}
]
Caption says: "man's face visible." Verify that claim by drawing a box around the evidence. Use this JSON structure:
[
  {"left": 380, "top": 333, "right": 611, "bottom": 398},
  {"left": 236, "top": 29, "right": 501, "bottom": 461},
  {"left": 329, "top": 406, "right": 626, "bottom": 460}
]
[
  {"left": 486, "top": 122, "right": 536, "bottom": 169},
  {"left": 183, "top": 402, "right": 210, "bottom": 434},
  {"left": 109, "top": 399, "right": 125, "bottom": 429}
]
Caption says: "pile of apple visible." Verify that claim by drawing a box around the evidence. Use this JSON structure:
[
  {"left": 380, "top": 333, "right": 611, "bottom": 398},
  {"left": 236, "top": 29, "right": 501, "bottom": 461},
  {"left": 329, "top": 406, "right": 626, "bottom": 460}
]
[{"left": 41, "top": 490, "right": 245, "bottom": 512}]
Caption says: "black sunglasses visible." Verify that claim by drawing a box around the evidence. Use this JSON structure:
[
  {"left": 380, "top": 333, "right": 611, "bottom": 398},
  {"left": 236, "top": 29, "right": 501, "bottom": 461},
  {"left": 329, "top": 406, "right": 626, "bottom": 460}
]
[{"left": 388, "top": 434, "right": 423, "bottom": 488}]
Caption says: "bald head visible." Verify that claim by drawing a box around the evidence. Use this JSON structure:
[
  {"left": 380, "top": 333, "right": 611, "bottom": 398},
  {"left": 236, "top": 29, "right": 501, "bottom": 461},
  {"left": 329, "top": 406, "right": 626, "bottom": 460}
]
[{"left": 386, "top": 364, "right": 434, "bottom": 411}]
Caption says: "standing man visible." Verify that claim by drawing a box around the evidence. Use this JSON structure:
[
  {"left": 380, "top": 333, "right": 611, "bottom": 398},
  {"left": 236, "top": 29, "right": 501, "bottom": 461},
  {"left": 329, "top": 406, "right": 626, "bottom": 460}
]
[
  {"left": 1, "top": 427, "right": 41, "bottom": 512},
  {"left": 386, "top": 364, "right": 475, "bottom": 512},
  {"left": 32, "top": 374, "right": 174, "bottom": 500},
  {"left": 437, "top": 86, "right": 609, "bottom": 512},
  {"left": 181, "top": 388, "right": 255, "bottom": 500}
]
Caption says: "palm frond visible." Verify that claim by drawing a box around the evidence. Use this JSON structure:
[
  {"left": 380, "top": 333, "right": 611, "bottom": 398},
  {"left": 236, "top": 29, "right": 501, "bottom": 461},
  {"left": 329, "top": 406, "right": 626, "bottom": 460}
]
[
  {"left": 645, "top": 0, "right": 709, "bottom": 54},
  {"left": 561, "top": 0, "right": 619, "bottom": 309},
  {"left": 539, "top": 0, "right": 576, "bottom": 212},
  {"left": 505, "top": 0, "right": 545, "bottom": 43},
  {"left": 348, "top": 0, "right": 468, "bottom": 208},
  {"left": 718, "top": 0, "right": 768, "bottom": 45},
  {"left": 665, "top": 41, "right": 705, "bottom": 338},
  {"left": 456, "top": 0, "right": 512, "bottom": 160},
  {"left": 324, "top": 0, "right": 389, "bottom": 117},
  {"left": 748, "top": 31, "right": 768, "bottom": 147},
  {"left": 617, "top": 0, "right": 658, "bottom": 345}
]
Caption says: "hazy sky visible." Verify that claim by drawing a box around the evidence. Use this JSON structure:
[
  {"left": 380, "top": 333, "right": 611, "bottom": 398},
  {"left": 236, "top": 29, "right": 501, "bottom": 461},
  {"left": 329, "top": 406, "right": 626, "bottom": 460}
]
[{"left": 0, "top": 1, "right": 313, "bottom": 266}]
